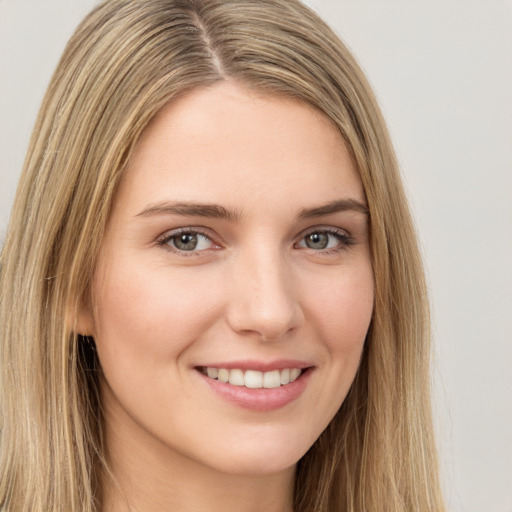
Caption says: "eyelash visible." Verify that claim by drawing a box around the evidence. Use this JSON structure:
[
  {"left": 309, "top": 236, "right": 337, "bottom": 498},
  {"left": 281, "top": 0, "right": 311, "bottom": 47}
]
[
  {"left": 156, "top": 226, "right": 355, "bottom": 256},
  {"left": 156, "top": 227, "right": 218, "bottom": 257},
  {"left": 296, "top": 227, "right": 355, "bottom": 254}
]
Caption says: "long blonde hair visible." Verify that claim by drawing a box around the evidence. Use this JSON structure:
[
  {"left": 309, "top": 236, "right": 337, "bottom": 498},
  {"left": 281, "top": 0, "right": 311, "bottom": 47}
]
[{"left": 0, "top": 1, "right": 445, "bottom": 510}]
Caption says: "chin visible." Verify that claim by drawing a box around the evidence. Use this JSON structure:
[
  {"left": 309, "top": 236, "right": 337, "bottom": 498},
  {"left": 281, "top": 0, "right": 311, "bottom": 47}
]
[{"left": 191, "top": 426, "right": 318, "bottom": 477}]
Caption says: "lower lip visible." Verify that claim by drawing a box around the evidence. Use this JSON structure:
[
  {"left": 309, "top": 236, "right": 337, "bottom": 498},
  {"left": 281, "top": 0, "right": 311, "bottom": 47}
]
[{"left": 197, "top": 368, "right": 313, "bottom": 412}]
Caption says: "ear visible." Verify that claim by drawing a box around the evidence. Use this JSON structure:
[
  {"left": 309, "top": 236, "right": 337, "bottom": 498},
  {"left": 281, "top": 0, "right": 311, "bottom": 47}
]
[
  {"left": 68, "top": 295, "right": 96, "bottom": 337},
  {"left": 76, "top": 303, "right": 96, "bottom": 337}
]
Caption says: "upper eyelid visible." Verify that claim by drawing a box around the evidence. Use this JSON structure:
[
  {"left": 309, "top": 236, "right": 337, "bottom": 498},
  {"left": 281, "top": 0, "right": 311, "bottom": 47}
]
[
  {"left": 156, "top": 228, "right": 220, "bottom": 256},
  {"left": 295, "top": 226, "right": 355, "bottom": 251},
  {"left": 157, "top": 226, "right": 217, "bottom": 242},
  {"left": 298, "top": 225, "right": 351, "bottom": 238},
  {"left": 155, "top": 225, "right": 352, "bottom": 247}
]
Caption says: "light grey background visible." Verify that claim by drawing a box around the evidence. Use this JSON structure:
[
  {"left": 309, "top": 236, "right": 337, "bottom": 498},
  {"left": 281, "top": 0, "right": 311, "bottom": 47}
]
[{"left": 1, "top": 1, "right": 511, "bottom": 511}]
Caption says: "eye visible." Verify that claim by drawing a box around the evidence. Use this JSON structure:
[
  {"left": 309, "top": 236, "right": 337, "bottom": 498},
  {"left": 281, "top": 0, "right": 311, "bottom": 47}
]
[
  {"left": 296, "top": 229, "right": 352, "bottom": 251},
  {"left": 158, "top": 229, "right": 217, "bottom": 253}
]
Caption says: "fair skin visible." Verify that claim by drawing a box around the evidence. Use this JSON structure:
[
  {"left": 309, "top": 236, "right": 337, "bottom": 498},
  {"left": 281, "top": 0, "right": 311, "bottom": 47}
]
[{"left": 79, "top": 82, "right": 374, "bottom": 512}]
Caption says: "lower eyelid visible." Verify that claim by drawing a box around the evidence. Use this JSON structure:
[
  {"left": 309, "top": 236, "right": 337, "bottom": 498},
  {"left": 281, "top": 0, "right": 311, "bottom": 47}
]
[
  {"left": 157, "top": 229, "right": 216, "bottom": 250},
  {"left": 298, "top": 229, "right": 351, "bottom": 245},
  {"left": 156, "top": 228, "right": 354, "bottom": 253}
]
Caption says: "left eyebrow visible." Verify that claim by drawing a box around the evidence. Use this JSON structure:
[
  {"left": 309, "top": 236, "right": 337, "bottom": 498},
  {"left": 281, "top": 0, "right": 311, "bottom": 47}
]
[{"left": 297, "top": 199, "right": 369, "bottom": 219}]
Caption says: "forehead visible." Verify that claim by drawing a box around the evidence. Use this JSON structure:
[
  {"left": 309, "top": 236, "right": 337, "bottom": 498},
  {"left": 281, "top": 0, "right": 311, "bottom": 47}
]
[{"left": 116, "top": 82, "right": 364, "bottom": 217}]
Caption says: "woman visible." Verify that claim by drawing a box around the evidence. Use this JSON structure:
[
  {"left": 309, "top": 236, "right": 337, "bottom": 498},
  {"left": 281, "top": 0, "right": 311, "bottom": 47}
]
[{"left": 0, "top": 0, "right": 445, "bottom": 511}]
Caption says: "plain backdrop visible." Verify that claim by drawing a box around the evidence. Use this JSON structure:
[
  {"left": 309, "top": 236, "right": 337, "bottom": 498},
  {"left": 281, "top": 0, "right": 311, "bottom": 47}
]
[{"left": 1, "top": 1, "right": 511, "bottom": 511}]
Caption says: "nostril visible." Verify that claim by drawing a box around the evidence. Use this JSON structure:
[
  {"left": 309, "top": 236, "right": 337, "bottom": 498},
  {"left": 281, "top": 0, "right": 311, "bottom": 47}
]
[
  {"left": 225, "top": 259, "right": 304, "bottom": 340},
  {"left": 226, "top": 300, "right": 303, "bottom": 341}
]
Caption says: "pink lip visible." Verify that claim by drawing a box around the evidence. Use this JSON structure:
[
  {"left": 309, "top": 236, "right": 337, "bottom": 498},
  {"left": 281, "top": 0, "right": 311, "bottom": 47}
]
[
  {"left": 195, "top": 365, "right": 314, "bottom": 412},
  {"left": 196, "top": 359, "right": 313, "bottom": 372}
]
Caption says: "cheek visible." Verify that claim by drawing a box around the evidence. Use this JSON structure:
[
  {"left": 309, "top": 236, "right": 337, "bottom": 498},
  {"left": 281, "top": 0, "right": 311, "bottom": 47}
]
[
  {"left": 304, "top": 264, "right": 374, "bottom": 354},
  {"left": 289, "top": 264, "right": 373, "bottom": 439},
  {"left": 302, "top": 262, "right": 372, "bottom": 407},
  {"left": 91, "top": 260, "right": 224, "bottom": 367}
]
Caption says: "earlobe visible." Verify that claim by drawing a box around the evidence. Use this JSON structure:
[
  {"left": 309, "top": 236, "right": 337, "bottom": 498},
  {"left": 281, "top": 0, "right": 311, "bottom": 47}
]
[
  {"left": 77, "top": 305, "right": 96, "bottom": 337},
  {"left": 68, "top": 297, "right": 96, "bottom": 337}
]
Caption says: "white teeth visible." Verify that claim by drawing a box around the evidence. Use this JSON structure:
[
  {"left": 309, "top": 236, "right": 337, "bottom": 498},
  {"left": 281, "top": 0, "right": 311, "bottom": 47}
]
[
  {"left": 218, "top": 368, "right": 229, "bottom": 383},
  {"left": 207, "top": 367, "right": 218, "bottom": 379},
  {"left": 244, "top": 370, "right": 263, "bottom": 389},
  {"left": 228, "top": 369, "right": 244, "bottom": 386},
  {"left": 263, "top": 370, "right": 281, "bottom": 388},
  {"left": 290, "top": 368, "right": 301, "bottom": 382},
  {"left": 203, "top": 367, "right": 304, "bottom": 388}
]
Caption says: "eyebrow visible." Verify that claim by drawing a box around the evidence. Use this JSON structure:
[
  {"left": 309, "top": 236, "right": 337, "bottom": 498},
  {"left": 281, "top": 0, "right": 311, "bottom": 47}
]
[
  {"left": 297, "top": 198, "right": 369, "bottom": 219},
  {"left": 136, "top": 201, "right": 241, "bottom": 221},
  {"left": 135, "top": 198, "right": 368, "bottom": 221}
]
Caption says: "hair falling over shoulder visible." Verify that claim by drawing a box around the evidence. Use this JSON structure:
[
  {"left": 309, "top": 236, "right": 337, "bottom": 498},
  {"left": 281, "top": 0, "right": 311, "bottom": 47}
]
[{"left": 0, "top": 1, "right": 445, "bottom": 510}]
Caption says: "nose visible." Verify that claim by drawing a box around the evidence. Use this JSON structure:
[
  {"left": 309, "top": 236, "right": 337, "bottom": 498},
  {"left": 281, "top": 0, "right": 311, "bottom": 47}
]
[{"left": 226, "top": 247, "right": 303, "bottom": 341}]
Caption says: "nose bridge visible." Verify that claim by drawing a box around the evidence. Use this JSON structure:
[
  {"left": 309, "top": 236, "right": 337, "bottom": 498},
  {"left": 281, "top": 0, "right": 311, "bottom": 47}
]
[{"left": 227, "top": 243, "right": 301, "bottom": 340}]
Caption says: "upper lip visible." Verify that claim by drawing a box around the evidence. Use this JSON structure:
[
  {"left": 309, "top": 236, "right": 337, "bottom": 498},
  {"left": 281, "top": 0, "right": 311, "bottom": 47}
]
[{"left": 195, "top": 359, "right": 314, "bottom": 372}]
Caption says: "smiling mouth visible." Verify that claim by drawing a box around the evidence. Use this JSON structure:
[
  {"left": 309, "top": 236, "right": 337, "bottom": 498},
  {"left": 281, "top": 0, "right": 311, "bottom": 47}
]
[{"left": 198, "top": 367, "right": 304, "bottom": 389}]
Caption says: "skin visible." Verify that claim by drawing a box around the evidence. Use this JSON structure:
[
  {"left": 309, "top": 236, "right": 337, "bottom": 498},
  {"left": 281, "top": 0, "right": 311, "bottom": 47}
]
[{"left": 79, "top": 82, "right": 374, "bottom": 512}]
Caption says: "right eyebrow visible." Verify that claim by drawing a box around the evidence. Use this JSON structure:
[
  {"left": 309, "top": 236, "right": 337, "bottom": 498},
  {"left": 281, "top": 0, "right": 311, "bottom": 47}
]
[
  {"left": 297, "top": 198, "right": 369, "bottom": 219},
  {"left": 135, "top": 201, "right": 241, "bottom": 222}
]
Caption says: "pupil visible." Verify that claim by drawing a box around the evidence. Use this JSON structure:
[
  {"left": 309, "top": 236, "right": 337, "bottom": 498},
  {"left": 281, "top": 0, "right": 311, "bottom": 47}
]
[
  {"left": 175, "top": 233, "right": 198, "bottom": 250},
  {"left": 306, "top": 232, "right": 328, "bottom": 249}
]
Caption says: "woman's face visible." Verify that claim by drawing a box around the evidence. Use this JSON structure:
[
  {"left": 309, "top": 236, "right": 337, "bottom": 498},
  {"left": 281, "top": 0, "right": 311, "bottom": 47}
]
[{"left": 80, "top": 82, "right": 373, "bottom": 476}]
